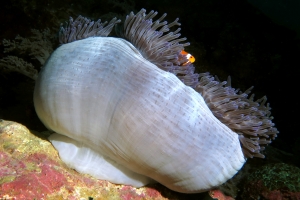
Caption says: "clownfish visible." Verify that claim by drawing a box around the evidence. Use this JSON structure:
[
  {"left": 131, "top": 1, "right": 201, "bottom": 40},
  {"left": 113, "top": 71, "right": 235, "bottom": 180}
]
[{"left": 180, "top": 50, "right": 195, "bottom": 66}]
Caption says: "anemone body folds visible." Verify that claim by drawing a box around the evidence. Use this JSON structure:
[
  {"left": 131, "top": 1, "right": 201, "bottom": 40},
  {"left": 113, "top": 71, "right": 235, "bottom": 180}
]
[{"left": 33, "top": 35, "right": 246, "bottom": 193}]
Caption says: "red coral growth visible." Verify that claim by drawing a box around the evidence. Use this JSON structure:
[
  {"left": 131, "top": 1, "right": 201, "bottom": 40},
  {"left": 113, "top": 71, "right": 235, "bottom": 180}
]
[
  {"left": 145, "top": 187, "right": 162, "bottom": 198},
  {"left": 120, "top": 186, "right": 146, "bottom": 200},
  {"left": 209, "top": 189, "right": 235, "bottom": 200},
  {"left": 0, "top": 152, "right": 26, "bottom": 177},
  {"left": 0, "top": 153, "right": 67, "bottom": 199}
]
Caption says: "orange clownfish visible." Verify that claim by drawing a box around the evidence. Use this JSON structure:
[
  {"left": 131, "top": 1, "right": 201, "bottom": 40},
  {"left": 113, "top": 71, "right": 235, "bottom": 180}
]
[{"left": 180, "top": 50, "right": 195, "bottom": 66}]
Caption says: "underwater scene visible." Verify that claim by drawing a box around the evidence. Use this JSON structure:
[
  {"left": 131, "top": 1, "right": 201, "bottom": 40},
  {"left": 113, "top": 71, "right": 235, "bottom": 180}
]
[{"left": 0, "top": 0, "right": 299, "bottom": 199}]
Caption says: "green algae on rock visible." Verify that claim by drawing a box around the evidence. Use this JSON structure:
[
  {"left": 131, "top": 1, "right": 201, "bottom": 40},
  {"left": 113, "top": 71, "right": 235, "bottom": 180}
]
[
  {"left": 248, "top": 163, "right": 300, "bottom": 192},
  {"left": 241, "top": 163, "right": 300, "bottom": 199}
]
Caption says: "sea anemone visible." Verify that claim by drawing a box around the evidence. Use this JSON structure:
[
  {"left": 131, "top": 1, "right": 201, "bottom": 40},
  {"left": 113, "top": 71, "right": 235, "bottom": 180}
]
[
  {"left": 34, "top": 8, "right": 278, "bottom": 193},
  {"left": 196, "top": 74, "right": 278, "bottom": 158}
]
